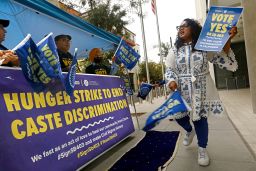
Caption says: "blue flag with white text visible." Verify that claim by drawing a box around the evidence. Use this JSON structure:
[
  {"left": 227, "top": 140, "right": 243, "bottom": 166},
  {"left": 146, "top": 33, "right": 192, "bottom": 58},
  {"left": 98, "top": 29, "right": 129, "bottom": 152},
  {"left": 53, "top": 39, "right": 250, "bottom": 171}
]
[
  {"left": 115, "top": 39, "right": 140, "bottom": 70},
  {"left": 65, "top": 48, "right": 77, "bottom": 96},
  {"left": 143, "top": 91, "right": 191, "bottom": 131},
  {"left": 14, "top": 34, "right": 48, "bottom": 92},
  {"left": 37, "top": 33, "right": 65, "bottom": 92},
  {"left": 37, "top": 33, "right": 63, "bottom": 80},
  {"left": 14, "top": 33, "right": 77, "bottom": 95},
  {"left": 137, "top": 82, "right": 153, "bottom": 100}
]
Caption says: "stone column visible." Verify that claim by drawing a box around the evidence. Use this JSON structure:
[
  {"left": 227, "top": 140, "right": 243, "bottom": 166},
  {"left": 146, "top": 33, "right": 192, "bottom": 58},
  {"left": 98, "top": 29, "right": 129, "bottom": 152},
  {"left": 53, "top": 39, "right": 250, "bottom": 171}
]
[{"left": 242, "top": 0, "right": 256, "bottom": 113}]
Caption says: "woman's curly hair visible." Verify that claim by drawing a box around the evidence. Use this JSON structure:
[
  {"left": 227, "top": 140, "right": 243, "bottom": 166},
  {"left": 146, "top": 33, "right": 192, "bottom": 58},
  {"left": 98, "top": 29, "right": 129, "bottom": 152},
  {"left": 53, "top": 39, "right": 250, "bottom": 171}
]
[{"left": 174, "top": 18, "right": 202, "bottom": 51}]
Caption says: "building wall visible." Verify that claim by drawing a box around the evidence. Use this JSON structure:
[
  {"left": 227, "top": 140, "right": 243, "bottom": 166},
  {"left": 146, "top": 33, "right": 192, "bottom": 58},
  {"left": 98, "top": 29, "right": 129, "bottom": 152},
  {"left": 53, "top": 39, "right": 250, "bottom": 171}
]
[
  {"left": 195, "top": 0, "right": 248, "bottom": 89},
  {"left": 241, "top": 0, "right": 256, "bottom": 113},
  {"left": 58, "top": 2, "right": 81, "bottom": 17},
  {"left": 214, "top": 42, "right": 249, "bottom": 89},
  {"left": 208, "top": 0, "right": 256, "bottom": 113},
  {"left": 195, "top": 0, "right": 207, "bottom": 25},
  {"left": 47, "top": 0, "right": 59, "bottom": 7}
]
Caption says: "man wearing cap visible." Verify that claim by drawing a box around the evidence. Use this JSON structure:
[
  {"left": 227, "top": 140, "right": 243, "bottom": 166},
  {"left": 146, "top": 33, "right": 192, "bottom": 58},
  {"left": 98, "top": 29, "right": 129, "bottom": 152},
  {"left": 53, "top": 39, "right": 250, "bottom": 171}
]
[
  {"left": 0, "top": 19, "right": 19, "bottom": 66},
  {"left": 85, "top": 48, "right": 110, "bottom": 75},
  {"left": 55, "top": 34, "right": 73, "bottom": 72}
]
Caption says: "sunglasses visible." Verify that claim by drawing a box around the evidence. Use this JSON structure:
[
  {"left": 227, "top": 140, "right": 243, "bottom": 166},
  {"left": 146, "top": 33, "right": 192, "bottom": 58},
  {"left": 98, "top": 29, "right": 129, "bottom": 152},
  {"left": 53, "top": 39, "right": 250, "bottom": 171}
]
[{"left": 176, "top": 25, "right": 189, "bottom": 30}]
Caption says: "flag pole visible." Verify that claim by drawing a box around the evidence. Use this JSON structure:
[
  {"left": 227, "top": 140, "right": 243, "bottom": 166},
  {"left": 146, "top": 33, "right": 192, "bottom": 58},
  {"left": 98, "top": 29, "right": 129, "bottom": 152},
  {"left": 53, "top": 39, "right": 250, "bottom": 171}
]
[
  {"left": 154, "top": 0, "right": 167, "bottom": 99},
  {"left": 139, "top": 0, "right": 152, "bottom": 103},
  {"left": 124, "top": 68, "right": 140, "bottom": 130}
]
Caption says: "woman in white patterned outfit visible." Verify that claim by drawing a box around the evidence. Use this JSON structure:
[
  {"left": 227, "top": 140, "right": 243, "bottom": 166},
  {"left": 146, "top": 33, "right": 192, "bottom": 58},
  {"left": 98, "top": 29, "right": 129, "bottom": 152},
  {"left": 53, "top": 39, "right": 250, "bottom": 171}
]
[{"left": 165, "top": 18, "right": 238, "bottom": 166}]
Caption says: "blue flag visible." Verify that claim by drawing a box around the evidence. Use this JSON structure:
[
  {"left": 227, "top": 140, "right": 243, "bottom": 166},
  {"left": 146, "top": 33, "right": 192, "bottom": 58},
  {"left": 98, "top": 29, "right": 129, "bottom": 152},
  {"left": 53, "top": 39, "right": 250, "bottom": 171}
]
[
  {"left": 158, "top": 80, "right": 166, "bottom": 86},
  {"left": 65, "top": 48, "right": 77, "bottom": 96},
  {"left": 121, "top": 74, "right": 133, "bottom": 96},
  {"left": 37, "top": 33, "right": 65, "bottom": 92},
  {"left": 110, "top": 62, "right": 119, "bottom": 75},
  {"left": 14, "top": 34, "right": 50, "bottom": 92},
  {"left": 37, "top": 33, "right": 63, "bottom": 80},
  {"left": 14, "top": 33, "right": 77, "bottom": 95},
  {"left": 143, "top": 91, "right": 191, "bottom": 131},
  {"left": 115, "top": 39, "right": 140, "bottom": 70},
  {"left": 137, "top": 82, "right": 153, "bottom": 100}
]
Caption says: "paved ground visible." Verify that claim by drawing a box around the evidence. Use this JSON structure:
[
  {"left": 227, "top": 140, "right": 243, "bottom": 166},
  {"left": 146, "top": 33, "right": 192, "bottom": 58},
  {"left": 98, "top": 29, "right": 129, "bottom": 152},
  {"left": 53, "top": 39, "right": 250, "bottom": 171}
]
[
  {"left": 219, "top": 89, "right": 256, "bottom": 159},
  {"left": 81, "top": 89, "right": 256, "bottom": 171}
]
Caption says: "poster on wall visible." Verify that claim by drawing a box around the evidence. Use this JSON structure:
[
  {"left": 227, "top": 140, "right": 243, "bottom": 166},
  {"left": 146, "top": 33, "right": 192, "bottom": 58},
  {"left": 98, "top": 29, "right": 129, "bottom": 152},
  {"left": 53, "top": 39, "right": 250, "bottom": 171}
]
[
  {"left": 195, "top": 6, "right": 243, "bottom": 52},
  {"left": 0, "top": 67, "right": 135, "bottom": 171}
]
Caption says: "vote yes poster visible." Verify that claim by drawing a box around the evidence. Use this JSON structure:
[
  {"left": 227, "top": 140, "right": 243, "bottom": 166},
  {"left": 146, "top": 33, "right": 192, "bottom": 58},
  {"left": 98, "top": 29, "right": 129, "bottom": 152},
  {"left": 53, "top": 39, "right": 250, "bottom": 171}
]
[{"left": 195, "top": 6, "right": 243, "bottom": 52}]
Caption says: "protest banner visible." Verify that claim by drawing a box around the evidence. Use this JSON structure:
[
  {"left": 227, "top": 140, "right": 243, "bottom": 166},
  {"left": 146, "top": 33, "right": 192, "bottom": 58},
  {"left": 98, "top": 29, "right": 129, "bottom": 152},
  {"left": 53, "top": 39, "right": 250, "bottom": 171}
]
[
  {"left": 195, "top": 6, "right": 243, "bottom": 51},
  {"left": 0, "top": 68, "right": 135, "bottom": 171}
]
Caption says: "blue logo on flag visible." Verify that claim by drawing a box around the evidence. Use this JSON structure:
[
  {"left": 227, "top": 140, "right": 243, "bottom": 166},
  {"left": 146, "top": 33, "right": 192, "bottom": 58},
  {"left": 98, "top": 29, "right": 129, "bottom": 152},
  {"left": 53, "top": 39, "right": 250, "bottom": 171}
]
[{"left": 65, "top": 48, "right": 77, "bottom": 96}]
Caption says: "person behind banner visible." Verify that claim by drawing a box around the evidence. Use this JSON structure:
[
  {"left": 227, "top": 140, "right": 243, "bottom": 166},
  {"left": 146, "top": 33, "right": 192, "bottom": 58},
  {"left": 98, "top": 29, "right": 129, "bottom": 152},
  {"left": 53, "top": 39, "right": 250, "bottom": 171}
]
[
  {"left": 85, "top": 48, "right": 110, "bottom": 75},
  {"left": 54, "top": 34, "right": 73, "bottom": 72},
  {"left": 0, "top": 19, "right": 19, "bottom": 66},
  {"left": 165, "top": 18, "right": 238, "bottom": 166}
]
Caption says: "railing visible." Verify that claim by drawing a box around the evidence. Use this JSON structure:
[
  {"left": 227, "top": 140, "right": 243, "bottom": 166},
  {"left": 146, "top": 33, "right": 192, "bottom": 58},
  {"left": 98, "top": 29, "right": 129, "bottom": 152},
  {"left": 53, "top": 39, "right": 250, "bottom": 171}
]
[
  {"left": 126, "top": 86, "right": 167, "bottom": 104},
  {"left": 225, "top": 75, "right": 247, "bottom": 90}
]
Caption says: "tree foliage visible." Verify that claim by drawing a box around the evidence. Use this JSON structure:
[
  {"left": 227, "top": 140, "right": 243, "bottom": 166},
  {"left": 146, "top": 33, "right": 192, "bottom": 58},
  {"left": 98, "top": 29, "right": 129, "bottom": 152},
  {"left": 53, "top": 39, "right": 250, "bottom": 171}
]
[
  {"left": 161, "top": 42, "right": 172, "bottom": 57},
  {"left": 60, "top": 0, "right": 130, "bottom": 36},
  {"left": 129, "top": 0, "right": 149, "bottom": 16},
  {"left": 59, "top": 0, "right": 150, "bottom": 75},
  {"left": 138, "top": 61, "right": 164, "bottom": 83},
  {"left": 80, "top": 0, "right": 97, "bottom": 10},
  {"left": 85, "top": 2, "right": 128, "bottom": 35},
  {"left": 59, "top": 0, "right": 102, "bottom": 11}
]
